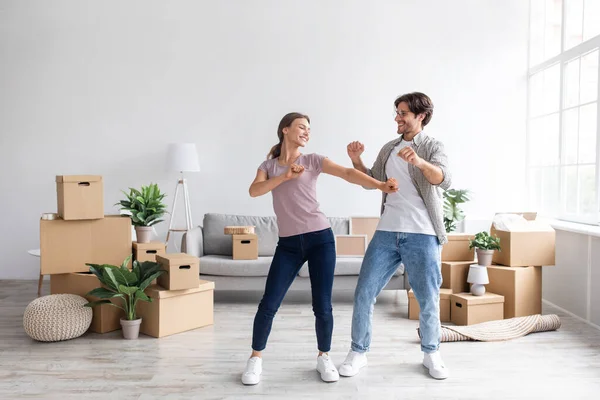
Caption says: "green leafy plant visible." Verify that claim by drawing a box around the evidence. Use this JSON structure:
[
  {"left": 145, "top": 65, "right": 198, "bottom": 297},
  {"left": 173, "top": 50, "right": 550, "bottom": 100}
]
[
  {"left": 117, "top": 183, "right": 167, "bottom": 227},
  {"left": 443, "top": 189, "right": 471, "bottom": 233},
  {"left": 84, "top": 255, "right": 167, "bottom": 321},
  {"left": 469, "top": 231, "right": 501, "bottom": 251}
]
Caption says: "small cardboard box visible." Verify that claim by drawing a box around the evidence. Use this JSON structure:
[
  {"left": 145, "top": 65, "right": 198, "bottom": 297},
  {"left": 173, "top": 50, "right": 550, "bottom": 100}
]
[
  {"left": 490, "top": 212, "right": 555, "bottom": 267},
  {"left": 50, "top": 272, "right": 123, "bottom": 333},
  {"left": 486, "top": 265, "right": 542, "bottom": 319},
  {"left": 408, "top": 288, "right": 452, "bottom": 322},
  {"left": 138, "top": 280, "right": 215, "bottom": 338},
  {"left": 156, "top": 253, "right": 200, "bottom": 290},
  {"left": 133, "top": 241, "right": 166, "bottom": 262},
  {"left": 441, "top": 233, "right": 475, "bottom": 262},
  {"left": 350, "top": 216, "right": 380, "bottom": 245},
  {"left": 56, "top": 175, "right": 104, "bottom": 220},
  {"left": 335, "top": 235, "right": 367, "bottom": 257},
  {"left": 441, "top": 261, "right": 472, "bottom": 293},
  {"left": 40, "top": 215, "right": 132, "bottom": 275},
  {"left": 232, "top": 234, "right": 258, "bottom": 260},
  {"left": 450, "top": 292, "right": 504, "bottom": 326}
]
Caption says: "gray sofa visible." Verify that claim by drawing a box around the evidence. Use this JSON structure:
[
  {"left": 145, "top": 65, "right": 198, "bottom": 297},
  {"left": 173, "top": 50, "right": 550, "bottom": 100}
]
[{"left": 182, "top": 213, "right": 408, "bottom": 292}]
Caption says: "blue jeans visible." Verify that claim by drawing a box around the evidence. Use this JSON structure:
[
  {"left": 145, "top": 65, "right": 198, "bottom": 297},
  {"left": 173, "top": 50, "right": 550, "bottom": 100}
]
[
  {"left": 351, "top": 231, "right": 442, "bottom": 353},
  {"left": 252, "top": 228, "right": 336, "bottom": 352}
]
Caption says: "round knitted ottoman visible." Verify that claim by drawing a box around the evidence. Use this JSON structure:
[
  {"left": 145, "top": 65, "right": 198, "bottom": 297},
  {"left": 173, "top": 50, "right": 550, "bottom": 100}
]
[{"left": 23, "top": 294, "right": 93, "bottom": 342}]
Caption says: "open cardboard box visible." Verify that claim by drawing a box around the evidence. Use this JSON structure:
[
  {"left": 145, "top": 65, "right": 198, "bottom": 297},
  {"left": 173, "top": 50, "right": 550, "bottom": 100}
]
[{"left": 490, "top": 212, "right": 555, "bottom": 267}]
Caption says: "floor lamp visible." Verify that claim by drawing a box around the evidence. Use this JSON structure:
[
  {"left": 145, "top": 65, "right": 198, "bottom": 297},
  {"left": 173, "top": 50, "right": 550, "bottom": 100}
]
[{"left": 165, "top": 143, "right": 200, "bottom": 249}]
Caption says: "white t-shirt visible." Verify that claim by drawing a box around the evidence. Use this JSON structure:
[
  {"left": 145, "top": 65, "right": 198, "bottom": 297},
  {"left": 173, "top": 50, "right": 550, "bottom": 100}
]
[{"left": 376, "top": 140, "right": 436, "bottom": 235}]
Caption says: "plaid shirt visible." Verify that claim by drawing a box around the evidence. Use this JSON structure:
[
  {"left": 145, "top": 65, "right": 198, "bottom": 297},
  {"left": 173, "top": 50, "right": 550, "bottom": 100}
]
[{"left": 366, "top": 132, "right": 452, "bottom": 245}]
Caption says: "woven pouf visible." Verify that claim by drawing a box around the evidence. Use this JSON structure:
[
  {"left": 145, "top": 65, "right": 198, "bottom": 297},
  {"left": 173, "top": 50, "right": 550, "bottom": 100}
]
[{"left": 23, "top": 294, "right": 93, "bottom": 342}]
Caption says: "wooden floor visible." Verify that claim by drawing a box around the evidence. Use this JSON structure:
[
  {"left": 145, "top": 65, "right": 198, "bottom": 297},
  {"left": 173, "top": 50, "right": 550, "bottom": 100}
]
[{"left": 1, "top": 280, "right": 600, "bottom": 400}]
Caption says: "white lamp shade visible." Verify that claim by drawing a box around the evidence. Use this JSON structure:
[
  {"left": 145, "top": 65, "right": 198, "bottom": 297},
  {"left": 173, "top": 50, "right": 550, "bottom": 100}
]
[
  {"left": 166, "top": 143, "right": 200, "bottom": 172},
  {"left": 467, "top": 264, "right": 489, "bottom": 285}
]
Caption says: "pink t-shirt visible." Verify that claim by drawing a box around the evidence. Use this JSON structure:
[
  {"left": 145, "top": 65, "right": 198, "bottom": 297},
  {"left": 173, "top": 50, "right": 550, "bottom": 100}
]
[{"left": 258, "top": 153, "right": 331, "bottom": 237}]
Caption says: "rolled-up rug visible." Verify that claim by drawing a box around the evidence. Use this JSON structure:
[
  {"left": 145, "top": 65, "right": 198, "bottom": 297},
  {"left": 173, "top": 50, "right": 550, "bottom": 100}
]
[{"left": 417, "top": 314, "right": 561, "bottom": 342}]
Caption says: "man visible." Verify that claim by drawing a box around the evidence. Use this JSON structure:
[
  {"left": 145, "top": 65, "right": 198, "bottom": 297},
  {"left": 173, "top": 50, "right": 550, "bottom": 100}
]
[{"left": 339, "top": 92, "right": 451, "bottom": 380}]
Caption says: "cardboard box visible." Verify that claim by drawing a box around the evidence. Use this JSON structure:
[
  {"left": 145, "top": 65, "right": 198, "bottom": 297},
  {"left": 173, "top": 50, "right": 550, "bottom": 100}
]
[
  {"left": 335, "top": 235, "right": 367, "bottom": 257},
  {"left": 408, "top": 288, "right": 452, "bottom": 322},
  {"left": 137, "top": 280, "right": 215, "bottom": 338},
  {"left": 442, "top": 233, "right": 475, "bottom": 262},
  {"left": 441, "top": 261, "right": 472, "bottom": 293},
  {"left": 450, "top": 292, "right": 504, "bottom": 325},
  {"left": 350, "top": 216, "right": 380, "bottom": 245},
  {"left": 486, "top": 265, "right": 542, "bottom": 319},
  {"left": 133, "top": 241, "right": 166, "bottom": 262},
  {"left": 490, "top": 212, "right": 555, "bottom": 267},
  {"left": 40, "top": 215, "right": 132, "bottom": 275},
  {"left": 156, "top": 253, "right": 200, "bottom": 290},
  {"left": 50, "top": 272, "right": 123, "bottom": 333},
  {"left": 232, "top": 234, "right": 258, "bottom": 260},
  {"left": 56, "top": 175, "right": 104, "bottom": 220}
]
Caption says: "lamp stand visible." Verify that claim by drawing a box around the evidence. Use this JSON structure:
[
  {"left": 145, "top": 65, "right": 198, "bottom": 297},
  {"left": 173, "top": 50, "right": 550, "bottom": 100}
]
[{"left": 165, "top": 174, "right": 193, "bottom": 250}]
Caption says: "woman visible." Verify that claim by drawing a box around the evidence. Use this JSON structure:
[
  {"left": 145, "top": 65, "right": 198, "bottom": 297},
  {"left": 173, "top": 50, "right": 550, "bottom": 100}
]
[{"left": 242, "top": 112, "right": 398, "bottom": 385}]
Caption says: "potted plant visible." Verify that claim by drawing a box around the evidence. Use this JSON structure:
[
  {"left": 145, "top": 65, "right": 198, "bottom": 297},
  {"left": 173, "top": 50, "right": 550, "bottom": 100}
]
[
  {"left": 468, "top": 231, "right": 501, "bottom": 266},
  {"left": 83, "top": 255, "right": 167, "bottom": 339},
  {"left": 443, "top": 189, "right": 471, "bottom": 233},
  {"left": 117, "top": 183, "right": 167, "bottom": 243}
]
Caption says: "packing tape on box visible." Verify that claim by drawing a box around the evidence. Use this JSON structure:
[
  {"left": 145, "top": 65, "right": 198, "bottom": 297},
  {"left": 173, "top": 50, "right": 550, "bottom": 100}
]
[{"left": 41, "top": 213, "right": 59, "bottom": 220}]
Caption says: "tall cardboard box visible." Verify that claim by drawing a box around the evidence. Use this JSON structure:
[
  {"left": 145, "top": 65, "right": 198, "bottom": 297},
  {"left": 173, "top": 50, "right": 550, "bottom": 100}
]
[
  {"left": 232, "top": 234, "right": 258, "bottom": 260},
  {"left": 138, "top": 280, "right": 215, "bottom": 338},
  {"left": 441, "top": 261, "right": 472, "bottom": 293},
  {"left": 350, "top": 216, "right": 380, "bottom": 245},
  {"left": 450, "top": 292, "right": 504, "bottom": 325},
  {"left": 490, "top": 212, "right": 555, "bottom": 267},
  {"left": 156, "top": 253, "right": 200, "bottom": 290},
  {"left": 133, "top": 241, "right": 166, "bottom": 262},
  {"left": 40, "top": 215, "right": 132, "bottom": 274},
  {"left": 50, "top": 273, "right": 123, "bottom": 333},
  {"left": 56, "top": 175, "right": 104, "bottom": 220},
  {"left": 408, "top": 288, "right": 452, "bottom": 322},
  {"left": 335, "top": 235, "right": 367, "bottom": 256},
  {"left": 486, "top": 265, "right": 542, "bottom": 318},
  {"left": 441, "top": 234, "right": 475, "bottom": 262}
]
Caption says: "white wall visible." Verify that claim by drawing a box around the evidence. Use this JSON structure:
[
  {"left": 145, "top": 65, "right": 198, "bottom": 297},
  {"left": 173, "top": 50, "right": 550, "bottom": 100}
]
[{"left": 0, "top": 0, "right": 530, "bottom": 279}]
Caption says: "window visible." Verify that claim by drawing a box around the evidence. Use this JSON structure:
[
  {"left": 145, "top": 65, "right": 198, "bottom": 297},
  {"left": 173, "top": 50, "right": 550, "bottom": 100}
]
[{"left": 528, "top": 0, "right": 600, "bottom": 224}]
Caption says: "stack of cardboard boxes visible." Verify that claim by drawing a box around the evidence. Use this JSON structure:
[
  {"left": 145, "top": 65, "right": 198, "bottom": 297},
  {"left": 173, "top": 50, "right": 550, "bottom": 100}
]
[
  {"left": 46, "top": 175, "right": 214, "bottom": 337},
  {"left": 409, "top": 212, "right": 555, "bottom": 326}
]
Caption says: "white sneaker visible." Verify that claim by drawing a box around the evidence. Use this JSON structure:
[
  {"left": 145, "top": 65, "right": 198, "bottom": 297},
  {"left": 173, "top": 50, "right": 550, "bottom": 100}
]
[
  {"left": 316, "top": 354, "right": 340, "bottom": 382},
  {"left": 423, "top": 351, "right": 449, "bottom": 380},
  {"left": 338, "top": 350, "right": 368, "bottom": 377},
  {"left": 241, "top": 357, "right": 262, "bottom": 385}
]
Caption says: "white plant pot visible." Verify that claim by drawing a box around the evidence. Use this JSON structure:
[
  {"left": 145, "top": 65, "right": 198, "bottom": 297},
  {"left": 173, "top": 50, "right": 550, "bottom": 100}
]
[
  {"left": 476, "top": 249, "right": 494, "bottom": 266},
  {"left": 120, "top": 318, "right": 142, "bottom": 339},
  {"left": 135, "top": 226, "right": 153, "bottom": 243}
]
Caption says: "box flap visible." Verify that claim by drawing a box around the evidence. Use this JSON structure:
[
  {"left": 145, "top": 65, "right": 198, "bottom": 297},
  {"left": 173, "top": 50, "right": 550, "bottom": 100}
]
[
  {"left": 156, "top": 253, "right": 199, "bottom": 266},
  {"left": 233, "top": 233, "right": 258, "bottom": 240},
  {"left": 56, "top": 175, "right": 103, "bottom": 183},
  {"left": 146, "top": 280, "right": 215, "bottom": 299},
  {"left": 133, "top": 241, "right": 166, "bottom": 250},
  {"left": 452, "top": 292, "right": 504, "bottom": 305}
]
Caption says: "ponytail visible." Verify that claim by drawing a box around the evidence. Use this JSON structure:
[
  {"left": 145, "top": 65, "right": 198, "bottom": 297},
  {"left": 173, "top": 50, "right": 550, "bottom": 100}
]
[{"left": 268, "top": 142, "right": 282, "bottom": 159}]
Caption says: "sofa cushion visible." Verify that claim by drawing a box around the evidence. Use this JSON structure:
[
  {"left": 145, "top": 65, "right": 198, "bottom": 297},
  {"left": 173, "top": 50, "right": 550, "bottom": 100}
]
[
  {"left": 202, "top": 213, "right": 350, "bottom": 257},
  {"left": 298, "top": 257, "right": 363, "bottom": 277},
  {"left": 200, "top": 255, "right": 274, "bottom": 277},
  {"left": 298, "top": 259, "right": 405, "bottom": 277}
]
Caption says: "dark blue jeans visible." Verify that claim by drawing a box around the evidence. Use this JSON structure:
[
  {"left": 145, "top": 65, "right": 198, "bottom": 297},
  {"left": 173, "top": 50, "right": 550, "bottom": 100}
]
[{"left": 252, "top": 228, "right": 336, "bottom": 352}]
